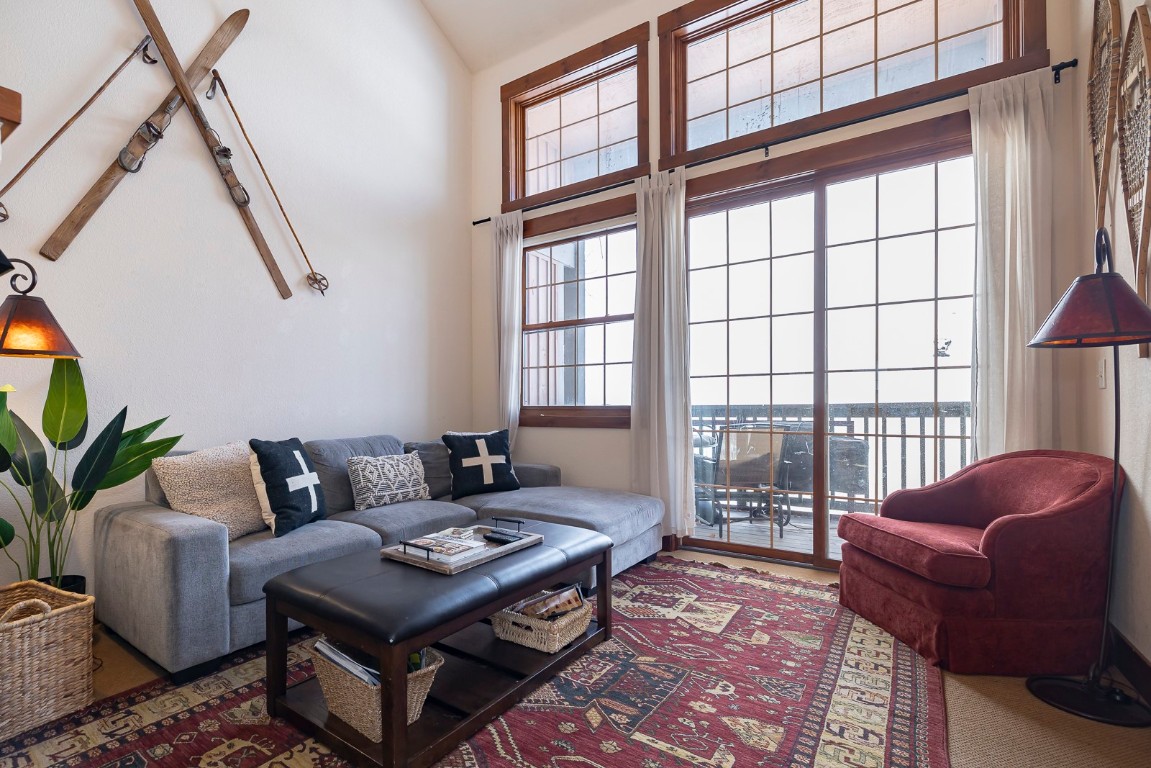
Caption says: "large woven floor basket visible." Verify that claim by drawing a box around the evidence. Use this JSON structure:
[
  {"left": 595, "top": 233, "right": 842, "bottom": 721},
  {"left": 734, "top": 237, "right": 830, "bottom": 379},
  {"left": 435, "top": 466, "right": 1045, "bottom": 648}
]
[
  {"left": 308, "top": 639, "right": 443, "bottom": 742},
  {"left": 0, "top": 580, "right": 95, "bottom": 740}
]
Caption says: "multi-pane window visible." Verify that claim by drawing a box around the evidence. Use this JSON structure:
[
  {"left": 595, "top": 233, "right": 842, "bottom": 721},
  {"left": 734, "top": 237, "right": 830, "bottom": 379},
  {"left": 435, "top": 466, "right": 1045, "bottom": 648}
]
[
  {"left": 687, "top": 151, "right": 976, "bottom": 564},
  {"left": 659, "top": 0, "right": 1044, "bottom": 167},
  {"left": 524, "top": 60, "right": 639, "bottom": 197},
  {"left": 502, "top": 24, "right": 650, "bottom": 211},
  {"left": 684, "top": 0, "right": 1004, "bottom": 150},
  {"left": 522, "top": 228, "right": 637, "bottom": 409}
]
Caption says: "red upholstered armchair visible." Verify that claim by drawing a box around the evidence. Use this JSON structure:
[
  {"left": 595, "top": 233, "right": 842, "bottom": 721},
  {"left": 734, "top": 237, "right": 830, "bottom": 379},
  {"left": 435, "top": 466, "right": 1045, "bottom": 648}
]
[{"left": 837, "top": 449, "right": 1120, "bottom": 676}]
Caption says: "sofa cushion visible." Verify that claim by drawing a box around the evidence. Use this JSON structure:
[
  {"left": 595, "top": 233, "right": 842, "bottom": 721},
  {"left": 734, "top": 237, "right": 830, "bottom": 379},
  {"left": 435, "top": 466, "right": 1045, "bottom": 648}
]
[
  {"left": 404, "top": 440, "right": 453, "bottom": 499},
  {"left": 304, "top": 435, "right": 404, "bottom": 513},
  {"left": 837, "top": 513, "right": 990, "bottom": 588},
  {"left": 329, "top": 499, "right": 478, "bottom": 545},
  {"left": 228, "top": 520, "right": 380, "bottom": 605},
  {"left": 455, "top": 486, "right": 662, "bottom": 548}
]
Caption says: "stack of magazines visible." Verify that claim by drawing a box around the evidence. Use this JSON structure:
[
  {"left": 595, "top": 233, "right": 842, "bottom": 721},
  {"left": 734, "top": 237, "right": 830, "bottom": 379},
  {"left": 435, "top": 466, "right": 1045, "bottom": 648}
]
[{"left": 313, "top": 637, "right": 428, "bottom": 686}]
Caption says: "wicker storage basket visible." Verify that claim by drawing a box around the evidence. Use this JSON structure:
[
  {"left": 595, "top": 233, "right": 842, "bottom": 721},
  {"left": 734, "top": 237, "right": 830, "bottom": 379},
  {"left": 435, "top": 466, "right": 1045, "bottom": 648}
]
[
  {"left": 308, "top": 639, "right": 443, "bottom": 742},
  {"left": 491, "top": 591, "right": 592, "bottom": 654},
  {"left": 0, "top": 580, "right": 95, "bottom": 740}
]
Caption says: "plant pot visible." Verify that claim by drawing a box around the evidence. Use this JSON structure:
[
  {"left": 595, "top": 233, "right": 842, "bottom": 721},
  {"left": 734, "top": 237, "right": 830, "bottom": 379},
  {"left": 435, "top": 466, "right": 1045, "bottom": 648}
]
[{"left": 37, "top": 575, "right": 86, "bottom": 595}]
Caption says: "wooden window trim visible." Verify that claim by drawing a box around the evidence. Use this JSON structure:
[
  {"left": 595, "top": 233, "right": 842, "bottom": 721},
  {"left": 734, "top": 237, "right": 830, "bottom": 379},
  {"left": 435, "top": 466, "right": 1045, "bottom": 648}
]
[
  {"left": 658, "top": 0, "right": 1047, "bottom": 171},
  {"left": 685, "top": 111, "right": 973, "bottom": 207},
  {"left": 0, "top": 86, "right": 21, "bottom": 142},
  {"left": 520, "top": 405, "right": 631, "bottom": 429},
  {"left": 502, "top": 23, "right": 652, "bottom": 213},
  {"left": 521, "top": 222, "right": 638, "bottom": 430}
]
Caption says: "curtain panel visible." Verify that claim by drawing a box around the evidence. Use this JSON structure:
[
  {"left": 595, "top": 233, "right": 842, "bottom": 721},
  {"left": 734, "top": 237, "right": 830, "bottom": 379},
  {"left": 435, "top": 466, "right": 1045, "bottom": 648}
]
[
  {"left": 969, "top": 69, "right": 1056, "bottom": 458},
  {"left": 493, "top": 211, "right": 524, "bottom": 449},
  {"left": 631, "top": 170, "right": 694, "bottom": 535}
]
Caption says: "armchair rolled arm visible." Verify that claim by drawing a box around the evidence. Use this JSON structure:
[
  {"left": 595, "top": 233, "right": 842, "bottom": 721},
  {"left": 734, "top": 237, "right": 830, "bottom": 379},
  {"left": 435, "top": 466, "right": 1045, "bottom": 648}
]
[
  {"left": 514, "top": 462, "right": 561, "bottom": 487},
  {"left": 94, "top": 501, "right": 230, "bottom": 674}
]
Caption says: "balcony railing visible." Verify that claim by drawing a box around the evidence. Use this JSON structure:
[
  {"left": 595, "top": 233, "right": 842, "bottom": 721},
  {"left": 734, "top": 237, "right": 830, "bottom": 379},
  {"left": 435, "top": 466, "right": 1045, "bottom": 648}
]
[{"left": 691, "top": 401, "right": 973, "bottom": 503}]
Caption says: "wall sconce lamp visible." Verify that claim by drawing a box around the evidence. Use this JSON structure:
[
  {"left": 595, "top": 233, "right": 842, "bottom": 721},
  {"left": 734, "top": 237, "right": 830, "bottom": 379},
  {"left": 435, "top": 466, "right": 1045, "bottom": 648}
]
[{"left": 0, "top": 248, "right": 80, "bottom": 359}]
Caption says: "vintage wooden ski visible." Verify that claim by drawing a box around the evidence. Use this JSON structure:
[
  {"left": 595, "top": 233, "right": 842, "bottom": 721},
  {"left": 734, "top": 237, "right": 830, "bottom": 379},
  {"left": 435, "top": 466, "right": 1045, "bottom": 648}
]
[
  {"left": 129, "top": 0, "right": 290, "bottom": 299},
  {"left": 40, "top": 10, "right": 249, "bottom": 261}
]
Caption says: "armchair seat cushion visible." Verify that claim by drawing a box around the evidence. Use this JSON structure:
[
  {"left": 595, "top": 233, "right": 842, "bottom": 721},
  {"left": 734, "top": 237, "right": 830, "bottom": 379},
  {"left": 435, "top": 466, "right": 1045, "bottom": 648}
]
[
  {"left": 838, "top": 513, "right": 990, "bottom": 588},
  {"left": 228, "top": 520, "right": 380, "bottom": 605}
]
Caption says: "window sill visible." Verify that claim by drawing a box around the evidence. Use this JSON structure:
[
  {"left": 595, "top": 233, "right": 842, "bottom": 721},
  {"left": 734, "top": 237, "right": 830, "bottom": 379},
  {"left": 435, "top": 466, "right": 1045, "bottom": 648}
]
[
  {"left": 519, "top": 406, "right": 631, "bottom": 429},
  {"left": 502, "top": 163, "right": 651, "bottom": 214}
]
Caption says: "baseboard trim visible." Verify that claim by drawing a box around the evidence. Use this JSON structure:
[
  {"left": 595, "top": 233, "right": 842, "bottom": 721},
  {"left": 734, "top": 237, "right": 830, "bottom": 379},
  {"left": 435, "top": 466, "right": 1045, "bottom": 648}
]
[
  {"left": 1114, "top": 627, "right": 1151, "bottom": 702},
  {"left": 661, "top": 534, "right": 680, "bottom": 552}
]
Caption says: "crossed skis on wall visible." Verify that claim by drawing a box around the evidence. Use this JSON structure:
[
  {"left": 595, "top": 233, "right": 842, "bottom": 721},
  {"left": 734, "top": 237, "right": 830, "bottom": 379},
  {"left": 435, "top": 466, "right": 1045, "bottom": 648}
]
[{"left": 0, "top": 2, "right": 327, "bottom": 299}]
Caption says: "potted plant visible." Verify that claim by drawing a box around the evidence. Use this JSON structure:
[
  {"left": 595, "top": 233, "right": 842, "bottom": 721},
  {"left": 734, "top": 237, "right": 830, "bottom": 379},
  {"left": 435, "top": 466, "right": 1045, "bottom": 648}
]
[{"left": 0, "top": 359, "right": 180, "bottom": 591}]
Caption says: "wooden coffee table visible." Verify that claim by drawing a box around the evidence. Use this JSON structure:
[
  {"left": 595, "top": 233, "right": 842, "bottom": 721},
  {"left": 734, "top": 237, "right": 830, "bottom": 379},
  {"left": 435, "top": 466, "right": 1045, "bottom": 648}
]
[{"left": 264, "top": 518, "right": 613, "bottom": 768}]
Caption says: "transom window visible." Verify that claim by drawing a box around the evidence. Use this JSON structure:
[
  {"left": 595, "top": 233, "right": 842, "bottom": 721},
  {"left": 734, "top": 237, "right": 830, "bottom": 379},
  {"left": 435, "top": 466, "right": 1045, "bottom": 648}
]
[
  {"left": 659, "top": 0, "right": 1045, "bottom": 168},
  {"left": 521, "top": 227, "right": 637, "bottom": 420},
  {"left": 502, "top": 24, "right": 651, "bottom": 212}
]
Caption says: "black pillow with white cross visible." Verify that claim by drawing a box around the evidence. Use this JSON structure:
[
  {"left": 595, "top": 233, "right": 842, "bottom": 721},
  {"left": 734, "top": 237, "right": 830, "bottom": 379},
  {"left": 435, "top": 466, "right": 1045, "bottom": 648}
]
[
  {"left": 249, "top": 437, "right": 326, "bottom": 537},
  {"left": 441, "top": 429, "right": 520, "bottom": 500}
]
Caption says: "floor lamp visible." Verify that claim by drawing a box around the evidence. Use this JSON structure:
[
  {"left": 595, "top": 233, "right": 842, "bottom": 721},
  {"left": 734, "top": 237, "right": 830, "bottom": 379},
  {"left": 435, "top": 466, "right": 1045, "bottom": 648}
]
[{"left": 1026, "top": 227, "right": 1151, "bottom": 726}]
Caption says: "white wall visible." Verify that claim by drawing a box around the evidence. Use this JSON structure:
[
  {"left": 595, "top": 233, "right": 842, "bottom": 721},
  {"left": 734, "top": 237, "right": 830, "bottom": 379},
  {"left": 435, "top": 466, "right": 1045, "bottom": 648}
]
[
  {"left": 0, "top": 0, "right": 473, "bottom": 587},
  {"left": 1069, "top": 0, "right": 1151, "bottom": 663}
]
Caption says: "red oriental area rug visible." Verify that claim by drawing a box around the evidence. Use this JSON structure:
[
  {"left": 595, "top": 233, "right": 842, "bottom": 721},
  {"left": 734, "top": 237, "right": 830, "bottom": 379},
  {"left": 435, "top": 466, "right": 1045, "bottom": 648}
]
[{"left": 0, "top": 557, "right": 948, "bottom": 767}]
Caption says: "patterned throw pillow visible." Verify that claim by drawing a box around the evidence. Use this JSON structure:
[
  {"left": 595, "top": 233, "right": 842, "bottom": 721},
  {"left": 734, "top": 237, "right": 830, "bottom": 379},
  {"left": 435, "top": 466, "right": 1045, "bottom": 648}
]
[
  {"left": 151, "top": 442, "right": 266, "bottom": 541},
  {"left": 441, "top": 430, "right": 520, "bottom": 499},
  {"left": 347, "top": 453, "right": 430, "bottom": 510},
  {"left": 249, "top": 437, "right": 327, "bottom": 537}
]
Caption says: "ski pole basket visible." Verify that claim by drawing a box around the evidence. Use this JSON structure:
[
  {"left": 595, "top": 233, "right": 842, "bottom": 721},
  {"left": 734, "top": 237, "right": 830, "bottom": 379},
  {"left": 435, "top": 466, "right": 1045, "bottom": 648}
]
[{"left": 0, "top": 580, "right": 95, "bottom": 740}]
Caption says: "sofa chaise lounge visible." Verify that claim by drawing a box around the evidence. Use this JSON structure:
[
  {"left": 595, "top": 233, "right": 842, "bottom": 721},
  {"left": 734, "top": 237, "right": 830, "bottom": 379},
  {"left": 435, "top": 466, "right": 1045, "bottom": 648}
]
[{"left": 94, "top": 434, "right": 663, "bottom": 679}]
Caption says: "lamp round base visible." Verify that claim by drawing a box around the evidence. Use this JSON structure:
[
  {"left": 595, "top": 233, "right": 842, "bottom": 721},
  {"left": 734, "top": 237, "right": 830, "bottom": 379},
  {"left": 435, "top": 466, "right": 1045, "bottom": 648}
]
[{"left": 1027, "top": 675, "right": 1151, "bottom": 727}]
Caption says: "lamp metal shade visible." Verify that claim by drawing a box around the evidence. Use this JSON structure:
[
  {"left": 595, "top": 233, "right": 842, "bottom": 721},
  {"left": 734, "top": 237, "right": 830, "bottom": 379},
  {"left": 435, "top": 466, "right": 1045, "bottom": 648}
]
[
  {"left": 1029, "top": 272, "right": 1151, "bottom": 348},
  {"left": 0, "top": 294, "right": 81, "bottom": 358}
]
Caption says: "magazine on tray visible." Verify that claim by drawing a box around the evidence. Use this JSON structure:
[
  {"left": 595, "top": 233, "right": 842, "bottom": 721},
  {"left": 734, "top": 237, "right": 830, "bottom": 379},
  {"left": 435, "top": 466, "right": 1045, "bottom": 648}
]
[{"left": 402, "top": 529, "right": 486, "bottom": 563}]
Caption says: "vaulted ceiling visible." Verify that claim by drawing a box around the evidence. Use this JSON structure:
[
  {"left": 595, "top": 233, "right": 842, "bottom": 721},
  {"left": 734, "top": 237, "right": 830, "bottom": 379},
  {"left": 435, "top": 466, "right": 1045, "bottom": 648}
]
[{"left": 419, "top": 0, "right": 629, "bottom": 71}]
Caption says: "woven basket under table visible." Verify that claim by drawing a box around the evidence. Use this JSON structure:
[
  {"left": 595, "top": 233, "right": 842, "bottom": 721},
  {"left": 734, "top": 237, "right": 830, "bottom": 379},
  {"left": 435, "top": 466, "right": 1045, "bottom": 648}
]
[
  {"left": 0, "top": 580, "right": 95, "bottom": 740},
  {"left": 308, "top": 639, "right": 443, "bottom": 742},
  {"left": 490, "top": 592, "right": 593, "bottom": 654}
]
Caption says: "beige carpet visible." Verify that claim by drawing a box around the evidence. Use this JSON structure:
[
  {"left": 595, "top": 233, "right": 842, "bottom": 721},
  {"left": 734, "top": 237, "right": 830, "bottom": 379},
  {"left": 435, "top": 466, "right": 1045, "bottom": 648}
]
[{"left": 88, "top": 551, "right": 1151, "bottom": 766}]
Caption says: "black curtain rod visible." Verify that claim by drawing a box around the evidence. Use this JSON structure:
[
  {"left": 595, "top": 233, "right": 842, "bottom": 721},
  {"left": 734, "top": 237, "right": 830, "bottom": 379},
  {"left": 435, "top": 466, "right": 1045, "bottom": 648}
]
[{"left": 472, "top": 59, "right": 1079, "bottom": 227}]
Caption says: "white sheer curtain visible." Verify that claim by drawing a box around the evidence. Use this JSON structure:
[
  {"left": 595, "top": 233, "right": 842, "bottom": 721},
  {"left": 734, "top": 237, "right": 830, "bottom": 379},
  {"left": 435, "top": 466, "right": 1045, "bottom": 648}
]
[
  {"left": 969, "top": 69, "right": 1055, "bottom": 458},
  {"left": 493, "top": 211, "right": 523, "bottom": 449},
  {"left": 631, "top": 170, "right": 694, "bottom": 536}
]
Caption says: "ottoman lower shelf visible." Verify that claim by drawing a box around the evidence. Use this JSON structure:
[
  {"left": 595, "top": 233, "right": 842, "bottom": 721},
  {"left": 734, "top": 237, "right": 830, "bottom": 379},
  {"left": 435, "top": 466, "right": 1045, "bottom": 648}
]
[{"left": 277, "top": 619, "right": 603, "bottom": 767}]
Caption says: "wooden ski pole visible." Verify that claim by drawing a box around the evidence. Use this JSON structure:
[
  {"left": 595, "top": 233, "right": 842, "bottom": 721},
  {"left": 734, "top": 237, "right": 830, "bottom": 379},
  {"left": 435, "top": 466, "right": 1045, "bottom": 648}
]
[
  {"left": 0, "top": 36, "right": 155, "bottom": 222},
  {"left": 129, "top": 0, "right": 292, "bottom": 300},
  {"left": 207, "top": 70, "right": 329, "bottom": 295}
]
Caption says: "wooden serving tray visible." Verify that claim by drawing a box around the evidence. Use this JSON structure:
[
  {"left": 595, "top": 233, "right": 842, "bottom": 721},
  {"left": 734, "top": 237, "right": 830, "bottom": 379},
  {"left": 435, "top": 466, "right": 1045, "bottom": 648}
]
[{"left": 380, "top": 525, "right": 543, "bottom": 574}]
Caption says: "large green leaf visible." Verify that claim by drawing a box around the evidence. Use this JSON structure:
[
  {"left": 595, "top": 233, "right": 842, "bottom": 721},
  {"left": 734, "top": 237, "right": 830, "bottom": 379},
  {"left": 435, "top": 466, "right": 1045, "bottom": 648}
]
[
  {"left": 0, "top": 516, "right": 13, "bottom": 547},
  {"left": 8, "top": 412, "right": 46, "bottom": 487},
  {"left": 31, "top": 471, "right": 67, "bottom": 521},
  {"left": 118, "top": 416, "right": 168, "bottom": 451},
  {"left": 0, "top": 386, "right": 18, "bottom": 461},
  {"left": 42, "top": 359, "right": 87, "bottom": 446},
  {"left": 70, "top": 407, "right": 126, "bottom": 495},
  {"left": 96, "top": 435, "right": 183, "bottom": 490}
]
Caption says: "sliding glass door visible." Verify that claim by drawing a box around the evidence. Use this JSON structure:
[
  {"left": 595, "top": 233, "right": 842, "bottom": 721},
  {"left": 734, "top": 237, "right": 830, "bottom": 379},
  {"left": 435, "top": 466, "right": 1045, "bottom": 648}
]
[{"left": 687, "top": 154, "right": 975, "bottom": 566}]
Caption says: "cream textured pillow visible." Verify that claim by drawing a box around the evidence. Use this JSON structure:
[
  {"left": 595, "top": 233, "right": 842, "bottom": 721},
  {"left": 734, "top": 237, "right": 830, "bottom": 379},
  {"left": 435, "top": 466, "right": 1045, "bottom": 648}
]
[{"left": 151, "top": 442, "right": 266, "bottom": 541}]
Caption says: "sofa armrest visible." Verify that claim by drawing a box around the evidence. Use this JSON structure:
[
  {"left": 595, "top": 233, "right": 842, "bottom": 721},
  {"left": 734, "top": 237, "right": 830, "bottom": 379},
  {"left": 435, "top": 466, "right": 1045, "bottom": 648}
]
[
  {"left": 515, "top": 462, "right": 561, "bottom": 487},
  {"left": 94, "top": 501, "right": 230, "bottom": 674}
]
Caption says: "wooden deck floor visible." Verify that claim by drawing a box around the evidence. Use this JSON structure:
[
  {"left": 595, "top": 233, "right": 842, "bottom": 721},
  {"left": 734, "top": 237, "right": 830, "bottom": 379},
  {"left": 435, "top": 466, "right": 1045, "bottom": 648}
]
[{"left": 691, "top": 507, "right": 846, "bottom": 561}]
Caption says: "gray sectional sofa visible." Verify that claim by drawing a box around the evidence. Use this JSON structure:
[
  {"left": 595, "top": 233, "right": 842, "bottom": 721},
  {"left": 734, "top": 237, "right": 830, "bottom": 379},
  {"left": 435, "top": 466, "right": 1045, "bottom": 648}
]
[{"left": 93, "top": 434, "right": 663, "bottom": 678}]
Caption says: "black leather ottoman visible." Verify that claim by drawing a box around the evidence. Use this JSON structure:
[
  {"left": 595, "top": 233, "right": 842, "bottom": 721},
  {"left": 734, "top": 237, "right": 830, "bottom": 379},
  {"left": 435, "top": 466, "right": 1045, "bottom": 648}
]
[{"left": 264, "top": 518, "right": 612, "bottom": 768}]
